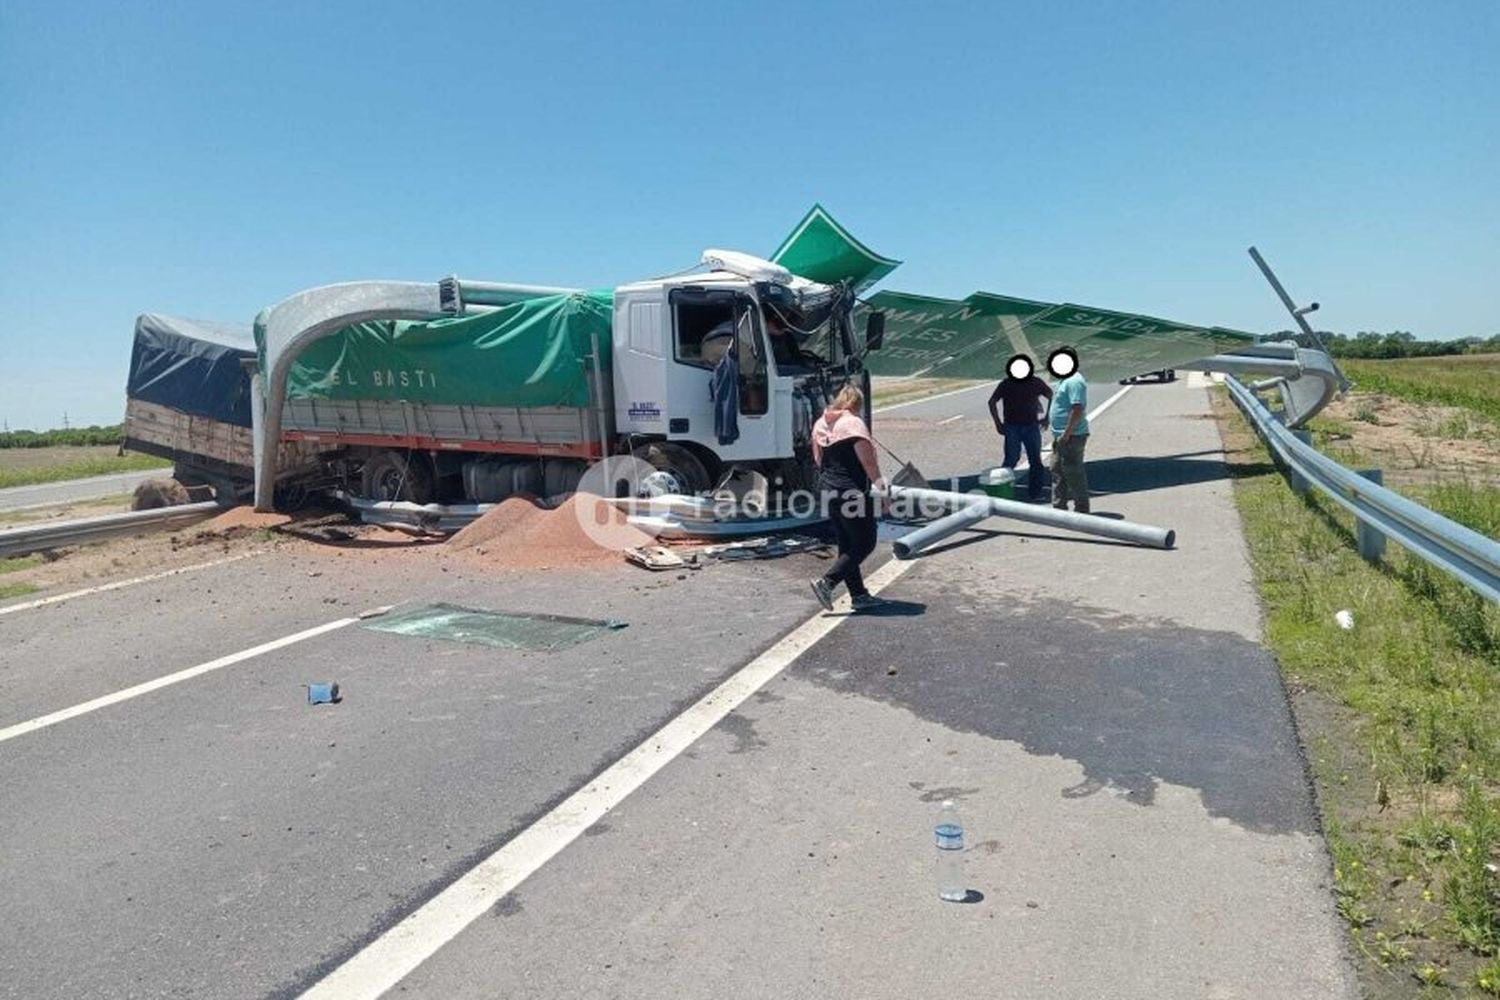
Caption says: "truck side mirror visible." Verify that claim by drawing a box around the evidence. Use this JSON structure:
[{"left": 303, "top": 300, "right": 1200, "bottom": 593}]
[{"left": 865, "top": 312, "right": 886, "bottom": 351}]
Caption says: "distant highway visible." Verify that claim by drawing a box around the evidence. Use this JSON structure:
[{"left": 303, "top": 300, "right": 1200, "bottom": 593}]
[{"left": 0, "top": 469, "right": 160, "bottom": 512}]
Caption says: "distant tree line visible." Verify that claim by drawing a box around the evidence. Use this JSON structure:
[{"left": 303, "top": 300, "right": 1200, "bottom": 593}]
[
  {"left": 0, "top": 425, "right": 124, "bottom": 449},
  {"left": 1268, "top": 330, "right": 1500, "bottom": 359}
]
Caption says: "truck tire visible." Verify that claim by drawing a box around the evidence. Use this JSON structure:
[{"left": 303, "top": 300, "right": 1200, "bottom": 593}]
[
  {"left": 631, "top": 442, "right": 711, "bottom": 496},
  {"left": 360, "top": 450, "right": 435, "bottom": 504}
]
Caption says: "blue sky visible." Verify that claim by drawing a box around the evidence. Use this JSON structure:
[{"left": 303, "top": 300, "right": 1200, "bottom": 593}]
[{"left": 1, "top": 0, "right": 1496, "bottom": 429}]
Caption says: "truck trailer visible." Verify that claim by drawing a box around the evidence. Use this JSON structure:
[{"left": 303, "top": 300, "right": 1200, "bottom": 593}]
[{"left": 124, "top": 250, "right": 884, "bottom": 511}]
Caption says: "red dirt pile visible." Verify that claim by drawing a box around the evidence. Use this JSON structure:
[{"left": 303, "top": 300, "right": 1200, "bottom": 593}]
[
  {"left": 447, "top": 493, "right": 653, "bottom": 570},
  {"left": 202, "top": 506, "right": 293, "bottom": 532}
]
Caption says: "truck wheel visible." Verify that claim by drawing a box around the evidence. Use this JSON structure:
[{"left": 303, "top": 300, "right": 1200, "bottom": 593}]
[
  {"left": 361, "top": 451, "right": 435, "bottom": 504},
  {"left": 631, "top": 442, "right": 711, "bottom": 496}
]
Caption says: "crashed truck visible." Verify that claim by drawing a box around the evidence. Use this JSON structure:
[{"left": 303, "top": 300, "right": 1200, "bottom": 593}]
[
  {"left": 124, "top": 205, "right": 1345, "bottom": 517},
  {"left": 125, "top": 251, "right": 883, "bottom": 512}
]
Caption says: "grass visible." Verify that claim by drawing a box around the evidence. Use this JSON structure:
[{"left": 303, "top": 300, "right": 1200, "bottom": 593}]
[
  {"left": 1344, "top": 355, "right": 1500, "bottom": 425},
  {"left": 0, "top": 554, "right": 44, "bottom": 575},
  {"left": 0, "top": 447, "right": 168, "bottom": 490},
  {"left": 869, "top": 377, "right": 981, "bottom": 409},
  {"left": 1211, "top": 387, "right": 1500, "bottom": 997},
  {"left": 0, "top": 581, "right": 39, "bottom": 600}
]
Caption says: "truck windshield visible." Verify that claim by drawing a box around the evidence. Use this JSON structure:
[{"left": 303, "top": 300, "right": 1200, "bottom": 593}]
[{"left": 789, "top": 314, "right": 841, "bottom": 366}]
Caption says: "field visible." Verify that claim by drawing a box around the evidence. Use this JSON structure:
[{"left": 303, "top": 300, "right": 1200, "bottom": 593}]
[
  {"left": 1343, "top": 355, "right": 1500, "bottom": 425},
  {"left": 869, "top": 377, "right": 981, "bottom": 409},
  {"left": 1213, "top": 367, "right": 1500, "bottom": 997},
  {"left": 0, "top": 445, "right": 168, "bottom": 490}
]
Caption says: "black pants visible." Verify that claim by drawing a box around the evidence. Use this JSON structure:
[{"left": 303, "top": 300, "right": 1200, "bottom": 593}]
[{"left": 820, "top": 491, "right": 878, "bottom": 598}]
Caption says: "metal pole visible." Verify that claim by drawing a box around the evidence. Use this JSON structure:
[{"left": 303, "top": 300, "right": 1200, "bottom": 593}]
[
  {"left": 1247, "top": 246, "right": 1350, "bottom": 391},
  {"left": 888, "top": 485, "right": 1175, "bottom": 550},
  {"left": 892, "top": 502, "right": 991, "bottom": 559},
  {"left": 1289, "top": 430, "right": 1313, "bottom": 495},
  {"left": 587, "top": 327, "right": 613, "bottom": 462},
  {"left": 1355, "top": 469, "right": 1386, "bottom": 562}
]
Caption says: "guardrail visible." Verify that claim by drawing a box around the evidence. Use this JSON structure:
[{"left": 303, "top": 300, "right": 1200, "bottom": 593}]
[
  {"left": 0, "top": 502, "right": 222, "bottom": 559},
  {"left": 1227, "top": 376, "right": 1500, "bottom": 603}
]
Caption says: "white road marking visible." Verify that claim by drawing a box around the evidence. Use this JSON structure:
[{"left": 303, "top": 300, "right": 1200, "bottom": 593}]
[
  {"left": 994, "top": 384, "right": 1132, "bottom": 473},
  {"left": 1086, "top": 383, "right": 1133, "bottom": 424},
  {"left": 298, "top": 381, "right": 1141, "bottom": 998},
  {"left": 874, "top": 381, "right": 990, "bottom": 413},
  {"left": 0, "top": 615, "right": 357, "bottom": 745},
  {"left": 0, "top": 552, "right": 263, "bottom": 618},
  {"left": 297, "top": 557, "right": 918, "bottom": 1000},
  {"left": 937, "top": 414, "right": 964, "bottom": 426}
]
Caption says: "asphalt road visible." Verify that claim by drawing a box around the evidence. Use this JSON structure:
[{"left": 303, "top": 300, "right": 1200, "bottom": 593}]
[
  {"left": 0, "top": 376, "right": 1357, "bottom": 999},
  {"left": 0, "top": 469, "right": 159, "bottom": 511}
]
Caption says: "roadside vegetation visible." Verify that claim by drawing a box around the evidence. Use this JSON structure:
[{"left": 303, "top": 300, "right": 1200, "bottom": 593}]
[
  {"left": 0, "top": 446, "right": 168, "bottom": 490},
  {"left": 0, "top": 555, "right": 44, "bottom": 600},
  {"left": 1212, "top": 378, "right": 1500, "bottom": 998},
  {"left": 0, "top": 424, "right": 127, "bottom": 449},
  {"left": 869, "top": 377, "right": 980, "bottom": 410},
  {"left": 1342, "top": 356, "right": 1500, "bottom": 426}
]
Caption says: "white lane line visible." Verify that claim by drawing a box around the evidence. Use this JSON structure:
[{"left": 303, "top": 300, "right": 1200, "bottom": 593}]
[
  {"left": 298, "top": 557, "right": 918, "bottom": 1000},
  {"left": 0, "top": 616, "right": 358, "bottom": 745},
  {"left": 0, "top": 552, "right": 263, "bottom": 619},
  {"left": 874, "top": 381, "right": 989, "bottom": 413},
  {"left": 1086, "top": 383, "right": 1133, "bottom": 424},
  {"left": 991, "top": 383, "right": 1133, "bottom": 474},
  {"left": 937, "top": 414, "right": 964, "bottom": 426},
  {"left": 300, "top": 379, "right": 1139, "bottom": 999}
]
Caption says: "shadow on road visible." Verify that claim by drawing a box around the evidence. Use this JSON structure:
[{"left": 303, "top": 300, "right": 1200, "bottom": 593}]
[{"left": 796, "top": 590, "right": 1315, "bottom": 836}]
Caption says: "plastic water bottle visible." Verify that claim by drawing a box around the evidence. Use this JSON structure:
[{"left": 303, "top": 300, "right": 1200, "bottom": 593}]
[{"left": 935, "top": 799, "right": 966, "bottom": 901}]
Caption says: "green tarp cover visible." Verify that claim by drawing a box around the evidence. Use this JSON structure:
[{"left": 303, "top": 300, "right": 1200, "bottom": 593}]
[{"left": 279, "top": 290, "right": 613, "bottom": 408}]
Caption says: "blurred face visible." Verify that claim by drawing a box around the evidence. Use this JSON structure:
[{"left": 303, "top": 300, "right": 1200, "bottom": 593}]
[
  {"left": 1048, "top": 348, "right": 1078, "bottom": 378},
  {"left": 1006, "top": 355, "right": 1033, "bottom": 380}
]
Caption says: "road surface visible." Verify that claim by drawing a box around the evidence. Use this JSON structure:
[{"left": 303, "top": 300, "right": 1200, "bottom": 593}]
[
  {"left": 0, "top": 469, "right": 160, "bottom": 512},
  {"left": 0, "top": 375, "right": 1356, "bottom": 999}
]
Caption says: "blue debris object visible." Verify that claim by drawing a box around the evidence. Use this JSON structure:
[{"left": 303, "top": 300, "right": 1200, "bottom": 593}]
[{"left": 307, "top": 682, "right": 340, "bottom": 704}]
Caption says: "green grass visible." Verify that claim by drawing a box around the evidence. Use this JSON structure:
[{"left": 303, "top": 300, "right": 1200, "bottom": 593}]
[
  {"left": 0, "top": 554, "right": 44, "bottom": 575},
  {"left": 1344, "top": 355, "right": 1500, "bottom": 425},
  {"left": 1213, "top": 388, "right": 1500, "bottom": 996},
  {"left": 0, "top": 581, "right": 40, "bottom": 600},
  {"left": 0, "top": 451, "right": 168, "bottom": 490}
]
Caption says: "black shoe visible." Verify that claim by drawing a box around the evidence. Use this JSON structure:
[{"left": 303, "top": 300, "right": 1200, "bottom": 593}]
[
  {"left": 810, "top": 579, "right": 835, "bottom": 612},
  {"left": 850, "top": 594, "right": 886, "bottom": 612}
]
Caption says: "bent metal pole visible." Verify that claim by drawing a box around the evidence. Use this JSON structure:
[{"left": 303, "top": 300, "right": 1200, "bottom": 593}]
[
  {"left": 892, "top": 503, "right": 991, "bottom": 560},
  {"left": 887, "top": 485, "right": 1176, "bottom": 551}
]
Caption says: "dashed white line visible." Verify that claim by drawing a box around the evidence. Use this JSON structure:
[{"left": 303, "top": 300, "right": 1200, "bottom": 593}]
[
  {"left": 937, "top": 414, "right": 964, "bottom": 426},
  {"left": 0, "top": 615, "right": 358, "bottom": 745},
  {"left": 296, "top": 557, "right": 917, "bottom": 1000},
  {"left": 0, "top": 551, "right": 264, "bottom": 618}
]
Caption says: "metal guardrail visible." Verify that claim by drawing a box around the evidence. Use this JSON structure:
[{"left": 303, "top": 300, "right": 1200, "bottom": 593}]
[
  {"left": 1227, "top": 376, "right": 1500, "bottom": 603},
  {"left": 0, "top": 502, "right": 222, "bottom": 559}
]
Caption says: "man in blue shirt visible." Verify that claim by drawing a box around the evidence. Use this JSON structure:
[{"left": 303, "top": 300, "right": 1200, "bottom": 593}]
[{"left": 1046, "top": 348, "right": 1091, "bottom": 514}]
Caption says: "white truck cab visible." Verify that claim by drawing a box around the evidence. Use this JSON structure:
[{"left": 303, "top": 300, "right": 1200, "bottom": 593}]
[{"left": 611, "top": 251, "right": 870, "bottom": 494}]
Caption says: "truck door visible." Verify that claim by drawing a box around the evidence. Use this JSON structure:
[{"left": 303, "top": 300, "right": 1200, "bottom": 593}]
[{"left": 667, "top": 288, "right": 781, "bottom": 460}]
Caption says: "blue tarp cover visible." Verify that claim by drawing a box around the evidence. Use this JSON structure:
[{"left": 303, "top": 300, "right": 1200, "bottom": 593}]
[{"left": 127, "top": 313, "right": 255, "bottom": 427}]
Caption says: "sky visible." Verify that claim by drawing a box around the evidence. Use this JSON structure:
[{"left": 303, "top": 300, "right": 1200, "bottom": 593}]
[{"left": 1, "top": 0, "right": 1496, "bottom": 430}]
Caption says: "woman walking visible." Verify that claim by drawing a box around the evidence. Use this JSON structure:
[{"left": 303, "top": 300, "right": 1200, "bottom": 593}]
[{"left": 809, "top": 385, "right": 887, "bottom": 612}]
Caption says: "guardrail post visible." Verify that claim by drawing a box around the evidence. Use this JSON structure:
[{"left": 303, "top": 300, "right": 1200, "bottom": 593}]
[
  {"left": 1288, "top": 430, "right": 1313, "bottom": 495},
  {"left": 1355, "top": 469, "right": 1386, "bottom": 563}
]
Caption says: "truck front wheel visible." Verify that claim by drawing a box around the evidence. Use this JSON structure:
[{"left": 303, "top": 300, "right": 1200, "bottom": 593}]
[
  {"left": 631, "top": 442, "right": 712, "bottom": 496},
  {"left": 360, "top": 450, "right": 435, "bottom": 504}
]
